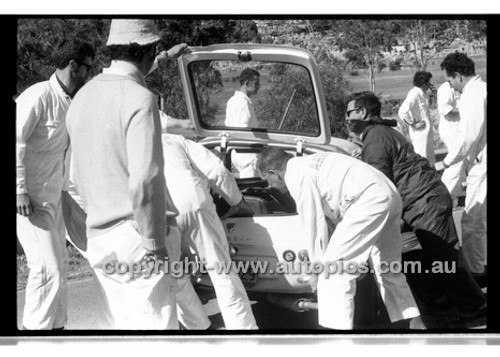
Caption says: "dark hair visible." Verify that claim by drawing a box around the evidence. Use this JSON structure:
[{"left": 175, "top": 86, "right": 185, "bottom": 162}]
[
  {"left": 413, "top": 71, "right": 433, "bottom": 88},
  {"left": 256, "top": 147, "right": 292, "bottom": 173},
  {"left": 440, "top": 52, "right": 475, "bottom": 77},
  {"left": 346, "top": 91, "right": 381, "bottom": 117},
  {"left": 51, "top": 39, "right": 95, "bottom": 70},
  {"left": 107, "top": 43, "right": 157, "bottom": 64},
  {"left": 239, "top": 67, "right": 260, "bottom": 85}
]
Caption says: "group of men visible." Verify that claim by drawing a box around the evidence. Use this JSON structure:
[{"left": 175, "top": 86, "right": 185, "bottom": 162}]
[
  {"left": 16, "top": 18, "right": 486, "bottom": 331},
  {"left": 17, "top": 19, "right": 258, "bottom": 330}
]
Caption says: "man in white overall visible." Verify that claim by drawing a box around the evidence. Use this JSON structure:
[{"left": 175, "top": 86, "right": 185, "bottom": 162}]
[
  {"left": 66, "top": 19, "right": 179, "bottom": 329},
  {"left": 437, "top": 81, "right": 466, "bottom": 201},
  {"left": 398, "top": 71, "right": 436, "bottom": 165},
  {"left": 163, "top": 133, "right": 258, "bottom": 329},
  {"left": 439, "top": 52, "right": 487, "bottom": 287},
  {"left": 257, "top": 148, "right": 424, "bottom": 330},
  {"left": 16, "top": 39, "right": 95, "bottom": 330}
]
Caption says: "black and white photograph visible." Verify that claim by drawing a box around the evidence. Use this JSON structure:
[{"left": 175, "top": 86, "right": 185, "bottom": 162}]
[{"left": 3, "top": 4, "right": 499, "bottom": 352}]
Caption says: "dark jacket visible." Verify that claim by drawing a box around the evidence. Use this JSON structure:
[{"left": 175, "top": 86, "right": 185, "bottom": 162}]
[{"left": 360, "top": 117, "right": 457, "bottom": 244}]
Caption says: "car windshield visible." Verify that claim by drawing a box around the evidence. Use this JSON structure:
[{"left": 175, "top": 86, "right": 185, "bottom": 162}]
[{"left": 187, "top": 60, "right": 321, "bottom": 137}]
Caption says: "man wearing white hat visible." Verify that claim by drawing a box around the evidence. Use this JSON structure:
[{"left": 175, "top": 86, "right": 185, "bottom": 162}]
[{"left": 66, "top": 19, "right": 184, "bottom": 329}]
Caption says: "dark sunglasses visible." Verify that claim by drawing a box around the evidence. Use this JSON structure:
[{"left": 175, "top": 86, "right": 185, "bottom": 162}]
[{"left": 346, "top": 107, "right": 361, "bottom": 116}]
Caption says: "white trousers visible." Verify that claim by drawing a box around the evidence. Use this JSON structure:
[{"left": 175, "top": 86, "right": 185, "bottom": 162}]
[
  {"left": 317, "top": 185, "right": 420, "bottom": 330},
  {"left": 409, "top": 125, "right": 435, "bottom": 165},
  {"left": 461, "top": 156, "right": 487, "bottom": 274},
  {"left": 85, "top": 221, "right": 178, "bottom": 330},
  {"left": 17, "top": 195, "right": 68, "bottom": 330},
  {"left": 441, "top": 160, "right": 467, "bottom": 199},
  {"left": 170, "top": 224, "right": 211, "bottom": 330},
  {"left": 178, "top": 207, "right": 258, "bottom": 329}
]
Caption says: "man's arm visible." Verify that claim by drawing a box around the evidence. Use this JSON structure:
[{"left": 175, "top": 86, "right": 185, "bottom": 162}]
[
  {"left": 443, "top": 89, "right": 486, "bottom": 168},
  {"left": 16, "top": 90, "right": 43, "bottom": 215},
  {"left": 182, "top": 137, "right": 243, "bottom": 206},
  {"left": 285, "top": 164, "right": 329, "bottom": 264},
  {"left": 398, "top": 91, "right": 416, "bottom": 126},
  {"left": 125, "top": 94, "right": 167, "bottom": 251}
]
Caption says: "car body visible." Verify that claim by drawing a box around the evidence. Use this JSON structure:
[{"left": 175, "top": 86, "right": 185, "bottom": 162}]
[{"left": 176, "top": 44, "right": 399, "bottom": 319}]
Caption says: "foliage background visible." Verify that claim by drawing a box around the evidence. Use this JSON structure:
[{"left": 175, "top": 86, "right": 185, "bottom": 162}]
[{"left": 17, "top": 18, "right": 486, "bottom": 140}]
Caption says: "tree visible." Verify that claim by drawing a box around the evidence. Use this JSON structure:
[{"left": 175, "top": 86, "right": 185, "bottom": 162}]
[
  {"left": 149, "top": 19, "right": 261, "bottom": 118},
  {"left": 17, "top": 18, "right": 110, "bottom": 94},
  {"left": 395, "top": 20, "right": 456, "bottom": 71},
  {"left": 270, "top": 23, "right": 351, "bottom": 137},
  {"left": 331, "top": 20, "right": 397, "bottom": 93}
]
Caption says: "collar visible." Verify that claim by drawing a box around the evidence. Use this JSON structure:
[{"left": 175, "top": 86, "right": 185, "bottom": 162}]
[
  {"left": 234, "top": 90, "right": 252, "bottom": 102},
  {"left": 50, "top": 73, "right": 73, "bottom": 99},
  {"left": 360, "top": 116, "right": 397, "bottom": 140},
  {"left": 462, "top": 75, "right": 481, "bottom": 93},
  {"left": 413, "top": 86, "right": 425, "bottom": 95},
  {"left": 103, "top": 60, "right": 147, "bottom": 87}
]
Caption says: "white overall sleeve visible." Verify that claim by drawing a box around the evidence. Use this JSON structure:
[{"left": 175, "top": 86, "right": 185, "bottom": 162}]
[
  {"left": 183, "top": 138, "right": 242, "bottom": 206},
  {"left": 444, "top": 88, "right": 486, "bottom": 167},
  {"left": 398, "top": 90, "right": 417, "bottom": 125},
  {"left": 286, "top": 167, "right": 329, "bottom": 262},
  {"left": 16, "top": 92, "right": 43, "bottom": 195}
]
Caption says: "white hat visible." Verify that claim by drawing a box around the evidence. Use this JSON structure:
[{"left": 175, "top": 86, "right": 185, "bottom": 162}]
[{"left": 106, "top": 19, "right": 161, "bottom": 46}]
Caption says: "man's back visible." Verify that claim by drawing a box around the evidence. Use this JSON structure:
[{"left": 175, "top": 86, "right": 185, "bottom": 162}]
[
  {"left": 67, "top": 73, "right": 165, "bottom": 237},
  {"left": 361, "top": 124, "right": 442, "bottom": 207}
]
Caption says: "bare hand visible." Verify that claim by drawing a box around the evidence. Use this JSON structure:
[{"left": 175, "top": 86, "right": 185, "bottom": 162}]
[
  {"left": 434, "top": 161, "right": 445, "bottom": 172},
  {"left": 167, "top": 43, "right": 190, "bottom": 59},
  {"left": 221, "top": 199, "right": 254, "bottom": 219},
  {"left": 413, "top": 121, "right": 426, "bottom": 130},
  {"left": 17, "top": 193, "right": 34, "bottom": 216}
]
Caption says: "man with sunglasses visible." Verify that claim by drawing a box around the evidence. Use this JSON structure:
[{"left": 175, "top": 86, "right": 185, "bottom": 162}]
[
  {"left": 345, "top": 91, "right": 486, "bottom": 327},
  {"left": 16, "top": 38, "right": 95, "bottom": 330}
]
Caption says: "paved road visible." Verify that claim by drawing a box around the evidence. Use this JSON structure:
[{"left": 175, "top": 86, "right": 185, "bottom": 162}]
[
  {"left": 17, "top": 210, "right": 485, "bottom": 331},
  {"left": 17, "top": 275, "right": 485, "bottom": 331},
  {"left": 16, "top": 278, "right": 321, "bottom": 330}
]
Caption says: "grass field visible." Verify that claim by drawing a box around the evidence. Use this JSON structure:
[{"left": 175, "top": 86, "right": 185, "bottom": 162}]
[{"left": 346, "top": 55, "right": 487, "bottom": 101}]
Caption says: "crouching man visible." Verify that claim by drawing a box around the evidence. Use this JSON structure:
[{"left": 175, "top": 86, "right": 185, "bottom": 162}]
[{"left": 257, "top": 147, "right": 425, "bottom": 330}]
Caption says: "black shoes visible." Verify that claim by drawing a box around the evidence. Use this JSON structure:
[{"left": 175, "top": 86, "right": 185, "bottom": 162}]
[{"left": 472, "top": 271, "right": 487, "bottom": 289}]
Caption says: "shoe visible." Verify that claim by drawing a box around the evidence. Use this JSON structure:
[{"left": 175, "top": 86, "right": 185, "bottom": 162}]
[
  {"left": 459, "top": 302, "right": 487, "bottom": 320},
  {"left": 471, "top": 272, "right": 487, "bottom": 288}
]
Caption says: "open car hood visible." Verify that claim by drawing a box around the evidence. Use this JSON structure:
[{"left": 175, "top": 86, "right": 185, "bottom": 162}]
[{"left": 177, "top": 44, "right": 331, "bottom": 145}]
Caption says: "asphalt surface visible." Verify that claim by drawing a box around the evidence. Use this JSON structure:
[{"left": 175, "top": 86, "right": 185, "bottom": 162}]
[{"left": 17, "top": 275, "right": 486, "bottom": 331}]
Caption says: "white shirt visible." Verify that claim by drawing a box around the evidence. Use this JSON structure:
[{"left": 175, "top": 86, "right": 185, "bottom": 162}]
[
  {"left": 398, "top": 86, "right": 432, "bottom": 127},
  {"left": 225, "top": 90, "right": 258, "bottom": 128},
  {"left": 437, "top": 82, "right": 461, "bottom": 147},
  {"left": 443, "top": 75, "right": 487, "bottom": 167},
  {"left": 16, "top": 73, "right": 72, "bottom": 198},
  {"left": 162, "top": 134, "right": 242, "bottom": 214},
  {"left": 398, "top": 86, "right": 435, "bottom": 163},
  {"left": 284, "top": 153, "right": 399, "bottom": 262}
]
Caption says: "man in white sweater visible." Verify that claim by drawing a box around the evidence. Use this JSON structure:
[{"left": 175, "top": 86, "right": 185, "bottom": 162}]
[{"left": 67, "top": 19, "right": 179, "bottom": 329}]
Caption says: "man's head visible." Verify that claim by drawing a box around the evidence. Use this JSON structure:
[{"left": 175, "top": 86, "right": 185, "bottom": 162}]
[
  {"left": 440, "top": 52, "right": 476, "bottom": 93},
  {"left": 239, "top": 67, "right": 260, "bottom": 97},
  {"left": 345, "top": 91, "right": 381, "bottom": 135},
  {"left": 52, "top": 39, "right": 95, "bottom": 91},
  {"left": 413, "top": 71, "right": 433, "bottom": 91},
  {"left": 256, "top": 147, "right": 293, "bottom": 191},
  {"left": 106, "top": 19, "right": 162, "bottom": 75}
]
